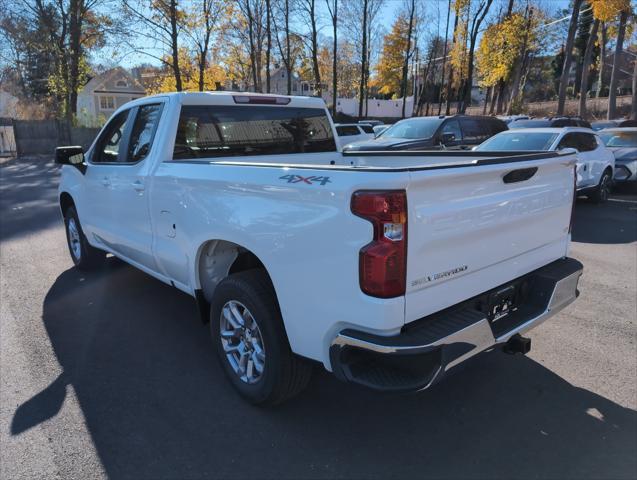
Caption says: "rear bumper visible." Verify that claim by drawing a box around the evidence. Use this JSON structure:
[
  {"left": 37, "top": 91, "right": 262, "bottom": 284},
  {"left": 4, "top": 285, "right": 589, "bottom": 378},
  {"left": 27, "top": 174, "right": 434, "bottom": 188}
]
[{"left": 329, "top": 258, "right": 583, "bottom": 392}]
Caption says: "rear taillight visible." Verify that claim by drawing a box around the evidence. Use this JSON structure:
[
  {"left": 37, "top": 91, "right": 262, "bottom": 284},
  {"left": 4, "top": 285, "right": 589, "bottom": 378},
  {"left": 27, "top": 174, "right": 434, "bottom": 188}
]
[
  {"left": 569, "top": 164, "right": 576, "bottom": 234},
  {"left": 351, "top": 190, "right": 407, "bottom": 298}
]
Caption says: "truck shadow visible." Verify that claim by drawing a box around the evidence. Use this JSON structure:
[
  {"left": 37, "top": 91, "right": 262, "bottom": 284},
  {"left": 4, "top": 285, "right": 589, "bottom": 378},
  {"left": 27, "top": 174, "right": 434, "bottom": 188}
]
[
  {"left": 571, "top": 195, "right": 637, "bottom": 244},
  {"left": 12, "top": 260, "right": 637, "bottom": 479}
]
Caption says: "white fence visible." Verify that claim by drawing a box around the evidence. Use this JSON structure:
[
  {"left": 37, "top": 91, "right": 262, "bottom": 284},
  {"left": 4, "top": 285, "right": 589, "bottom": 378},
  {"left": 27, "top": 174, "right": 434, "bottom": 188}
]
[{"left": 335, "top": 96, "right": 415, "bottom": 118}]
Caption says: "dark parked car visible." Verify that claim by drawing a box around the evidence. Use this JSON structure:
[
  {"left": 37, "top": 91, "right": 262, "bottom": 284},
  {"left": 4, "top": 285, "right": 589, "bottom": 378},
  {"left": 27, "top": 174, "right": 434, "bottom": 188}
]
[
  {"left": 509, "top": 117, "right": 592, "bottom": 129},
  {"left": 592, "top": 119, "right": 637, "bottom": 131},
  {"left": 342, "top": 115, "right": 508, "bottom": 151}
]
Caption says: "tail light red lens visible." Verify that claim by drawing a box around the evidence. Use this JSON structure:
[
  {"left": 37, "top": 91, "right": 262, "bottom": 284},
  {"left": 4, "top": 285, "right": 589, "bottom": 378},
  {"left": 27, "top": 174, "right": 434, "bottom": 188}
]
[{"left": 351, "top": 190, "right": 407, "bottom": 298}]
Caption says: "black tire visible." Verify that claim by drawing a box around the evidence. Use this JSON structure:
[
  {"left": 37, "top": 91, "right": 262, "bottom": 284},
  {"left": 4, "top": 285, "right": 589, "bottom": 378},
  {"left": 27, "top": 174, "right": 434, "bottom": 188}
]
[
  {"left": 64, "top": 206, "right": 105, "bottom": 270},
  {"left": 589, "top": 170, "right": 612, "bottom": 204},
  {"left": 210, "top": 270, "right": 312, "bottom": 405}
]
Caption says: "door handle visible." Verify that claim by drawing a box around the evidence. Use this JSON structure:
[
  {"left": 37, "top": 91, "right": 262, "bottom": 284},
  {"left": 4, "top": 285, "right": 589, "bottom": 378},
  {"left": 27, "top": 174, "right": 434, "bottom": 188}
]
[
  {"left": 132, "top": 180, "right": 145, "bottom": 192},
  {"left": 101, "top": 177, "right": 110, "bottom": 187},
  {"left": 503, "top": 167, "right": 538, "bottom": 184}
]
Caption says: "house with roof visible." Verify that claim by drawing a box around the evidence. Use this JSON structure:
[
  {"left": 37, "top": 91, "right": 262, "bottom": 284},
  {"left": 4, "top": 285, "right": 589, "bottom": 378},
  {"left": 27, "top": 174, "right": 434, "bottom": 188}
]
[{"left": 76, "top": 67, "right": 146, "bottom": 120}]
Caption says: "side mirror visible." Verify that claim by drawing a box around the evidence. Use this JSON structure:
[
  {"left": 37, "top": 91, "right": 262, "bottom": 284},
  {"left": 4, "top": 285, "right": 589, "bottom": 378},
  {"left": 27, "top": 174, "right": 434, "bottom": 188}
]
[
  {"left": 55, "top": 146, "right": 86, "bottom": 173},
  {"left": 440, "top": 132, "right": 456, "bottom": 145}
]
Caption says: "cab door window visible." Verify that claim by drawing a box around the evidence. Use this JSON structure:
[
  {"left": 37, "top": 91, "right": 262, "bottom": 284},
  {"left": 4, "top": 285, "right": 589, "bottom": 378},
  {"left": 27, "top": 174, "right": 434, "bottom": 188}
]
[{"left": 93, "top": 110, "right": 130, "bottom": 163}]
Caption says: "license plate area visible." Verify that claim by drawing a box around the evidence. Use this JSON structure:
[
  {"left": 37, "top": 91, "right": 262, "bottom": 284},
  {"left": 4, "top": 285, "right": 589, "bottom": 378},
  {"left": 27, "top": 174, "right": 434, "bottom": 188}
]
[{"left": 480, "top": 279, "right": 531, "bottom": 324}]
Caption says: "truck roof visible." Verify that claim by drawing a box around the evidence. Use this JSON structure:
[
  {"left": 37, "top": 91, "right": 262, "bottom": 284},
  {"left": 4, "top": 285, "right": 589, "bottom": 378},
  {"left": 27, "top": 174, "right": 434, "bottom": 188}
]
[{"left": 140, "top": 91, "right": 327, "bottom": 109}]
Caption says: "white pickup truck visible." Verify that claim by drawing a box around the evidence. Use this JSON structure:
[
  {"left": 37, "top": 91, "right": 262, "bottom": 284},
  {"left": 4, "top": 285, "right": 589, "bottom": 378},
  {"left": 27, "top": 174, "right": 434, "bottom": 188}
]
[{"left": 56, "top": 92, "right": 583, "bottom": 405}]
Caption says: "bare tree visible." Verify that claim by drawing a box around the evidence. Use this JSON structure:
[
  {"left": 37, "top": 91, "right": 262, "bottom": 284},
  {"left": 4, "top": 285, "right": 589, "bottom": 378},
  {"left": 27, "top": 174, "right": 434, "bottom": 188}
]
[
  {"left": 556, "top": 0, "right": 583, "bottom": 115},
  {"left": 184, "top": 0, "right": 224, "bottom": 91},
  {"left": 400, "top": 0, "right": 416, "bottom": 118},
  {"left": 444, "top": 8, "right": 459, "bottom": 115},
  {"left": 123, "top": 0, "right": 185, "bottom": 91},
  {"left": 630, "top": 57, "right": 637, "bottom": 120},
  {"left": 325, "top": 0, "right": 338, "bottom": 115},
  {"left": 299, "top": 0, "right": 321, "bottom": 96},
  {"left": 358, "top": 0, "right": 368, "bottom": 118},
  {"left": 578, "top": 18, "right": 599, "bottom": 118},
  {"left": 437, "top": 0, "right": 451, "bottom": 115},
  {"left": 272, "top": 0, "right": 293, "bottom": 94},
  {"left": 265, "top": 0, "right": 272, "bottom": 92},
  {"left": 460, "top": 0, "right": 493, "bottom": 113},
  {"left": 607, "top": 9, "right": 628, "bottom": 120},
  {"left": 237, "top": 0, "right": 260, "bottom": 92}
]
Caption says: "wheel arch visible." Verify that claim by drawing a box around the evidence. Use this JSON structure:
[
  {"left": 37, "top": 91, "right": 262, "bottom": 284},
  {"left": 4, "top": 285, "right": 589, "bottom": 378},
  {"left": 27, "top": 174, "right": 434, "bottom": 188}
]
[
  {"left": 194, "top": 239, "right": 278, "bottom": 324},
  {"left": 59, "top": 191, "right": 75, "bottom": 216}
]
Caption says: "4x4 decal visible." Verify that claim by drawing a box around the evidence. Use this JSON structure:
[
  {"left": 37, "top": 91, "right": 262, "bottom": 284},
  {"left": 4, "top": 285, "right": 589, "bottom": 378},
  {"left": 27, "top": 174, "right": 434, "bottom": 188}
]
[{"left": 279, "top": 174, "right": 331, "bottom": 186}]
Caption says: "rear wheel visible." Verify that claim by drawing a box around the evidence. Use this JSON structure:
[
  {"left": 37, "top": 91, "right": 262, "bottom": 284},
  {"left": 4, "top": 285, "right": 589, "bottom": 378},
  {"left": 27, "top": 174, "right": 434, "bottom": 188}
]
[
  {"left": 64, "top": 206, "right": 105, "bottom": 270},
  {"left": 210, "top": 270, "right": 312, "bottom": 405},
  {"left": 590, "top": 170, "right": 611, "bottom": 204}
]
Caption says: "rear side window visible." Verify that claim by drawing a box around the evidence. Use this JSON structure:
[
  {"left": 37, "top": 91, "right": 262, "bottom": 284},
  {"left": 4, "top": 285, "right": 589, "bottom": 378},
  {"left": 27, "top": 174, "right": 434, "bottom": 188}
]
[
  {"left": 459, "top": 118, "right": 486, "bottom": 143},
  {"left": 336, "top": 125, "right": 361, "bottom": 136},
  {"left": 488, "top": 119, "right": 508, "bottom": 135},
  {"left": 557, "top": 133, "right": 578, "bottom": 150},
  {"left": 173, "top": 106, "right": 336, "bottom": 159},
  {"left": 359, "top": 124, "right": 374, "bottom": 134},
  {"left": 577, "top": 133, "right": 598, "bottom": 152}
]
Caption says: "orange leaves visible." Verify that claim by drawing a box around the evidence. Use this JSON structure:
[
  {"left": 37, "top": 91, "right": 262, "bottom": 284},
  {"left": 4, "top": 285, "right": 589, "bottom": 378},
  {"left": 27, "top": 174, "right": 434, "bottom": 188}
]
[
  {"left": 375, "top": 15, "right": 410, "bottom": 97},
  {"left": 590, "top": 0, "right": 631, "bottom": 22}
]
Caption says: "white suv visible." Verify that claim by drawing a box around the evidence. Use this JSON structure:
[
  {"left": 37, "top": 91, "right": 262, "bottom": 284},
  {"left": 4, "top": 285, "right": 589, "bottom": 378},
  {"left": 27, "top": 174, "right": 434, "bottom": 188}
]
[
  {"left": 476, "top": 127, "right": 615, "bottom": 202},
  {"left": 334, "top": 123, "right": 374, "bottom": 148}
]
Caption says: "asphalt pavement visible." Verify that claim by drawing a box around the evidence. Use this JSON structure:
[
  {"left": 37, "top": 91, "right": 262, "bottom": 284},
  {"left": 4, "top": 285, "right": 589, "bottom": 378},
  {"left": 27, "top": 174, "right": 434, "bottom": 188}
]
[{"left": 1, "top": 157, "right": 636, "bottom": 479}]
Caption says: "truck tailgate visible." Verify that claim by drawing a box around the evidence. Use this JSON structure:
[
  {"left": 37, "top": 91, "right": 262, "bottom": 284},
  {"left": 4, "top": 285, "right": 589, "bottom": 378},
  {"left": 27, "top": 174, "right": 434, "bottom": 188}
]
[{"left": 404, "top": 153, "right": 575, "bottom": 323}]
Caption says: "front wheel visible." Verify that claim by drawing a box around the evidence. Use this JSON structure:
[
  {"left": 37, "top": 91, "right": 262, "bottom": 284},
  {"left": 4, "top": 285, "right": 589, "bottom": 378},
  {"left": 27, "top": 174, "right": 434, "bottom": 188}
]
[
  {"left": 64, "top": 206, "right": 105, "bottom": 270},
  {"left": 590, "top": 170, "right": 611, "bottom": 204},
  {"left": 210, "top": 270, "right": 312, "bottom": 405}
]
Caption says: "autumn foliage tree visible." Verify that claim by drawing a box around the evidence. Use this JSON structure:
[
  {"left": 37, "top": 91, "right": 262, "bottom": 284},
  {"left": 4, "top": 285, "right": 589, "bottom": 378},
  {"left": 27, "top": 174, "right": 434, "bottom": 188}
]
[
  {"left": 476, "top": 12, "right": 537, "bottom": 114},
  {"left": 148, "top": 47, "right": 227, "bottom": 93},
  {"left": 375, "top": 15, "right": 410, "bottom": 98},
  {"left": 590, "top": 0, "right": 632, "bottom": 119}
]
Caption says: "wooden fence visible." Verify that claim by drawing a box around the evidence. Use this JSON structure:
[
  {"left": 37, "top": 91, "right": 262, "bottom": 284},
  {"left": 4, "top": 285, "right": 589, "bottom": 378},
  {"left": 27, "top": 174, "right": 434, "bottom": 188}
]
[{"left": 12, "top": 120, "right": 100, "bottom": 156}]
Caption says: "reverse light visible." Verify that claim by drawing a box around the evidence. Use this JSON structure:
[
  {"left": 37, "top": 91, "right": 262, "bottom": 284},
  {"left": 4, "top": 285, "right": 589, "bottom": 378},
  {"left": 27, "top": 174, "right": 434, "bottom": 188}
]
[{"left": 351, "top": 190, "right": 407, "bottom": 298}]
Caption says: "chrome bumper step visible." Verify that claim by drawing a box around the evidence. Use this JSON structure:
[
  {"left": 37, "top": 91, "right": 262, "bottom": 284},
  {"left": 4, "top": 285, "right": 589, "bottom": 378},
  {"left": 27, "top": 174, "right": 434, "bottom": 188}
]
[{"left": 330, "top": 258, "right": 583, "bottom": 392}]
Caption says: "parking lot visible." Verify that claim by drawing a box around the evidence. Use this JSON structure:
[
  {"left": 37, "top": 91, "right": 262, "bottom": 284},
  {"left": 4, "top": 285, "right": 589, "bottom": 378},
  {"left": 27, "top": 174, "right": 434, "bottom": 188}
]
[{"left": 1, "top": 156, "right": 635, "bottom": 479}]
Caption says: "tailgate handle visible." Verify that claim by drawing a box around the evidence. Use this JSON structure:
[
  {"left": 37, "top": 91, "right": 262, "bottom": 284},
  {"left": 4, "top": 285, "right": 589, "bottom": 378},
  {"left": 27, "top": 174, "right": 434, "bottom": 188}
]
[{"left": 503, "top": 167, "right": 538, "bottom": 184}]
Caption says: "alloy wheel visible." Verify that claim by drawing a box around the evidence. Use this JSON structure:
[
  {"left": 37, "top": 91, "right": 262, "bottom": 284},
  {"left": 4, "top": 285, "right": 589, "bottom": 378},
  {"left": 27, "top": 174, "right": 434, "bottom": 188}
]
[{"left": 219, "top": 300, "right": 266, "bottom": 384}]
